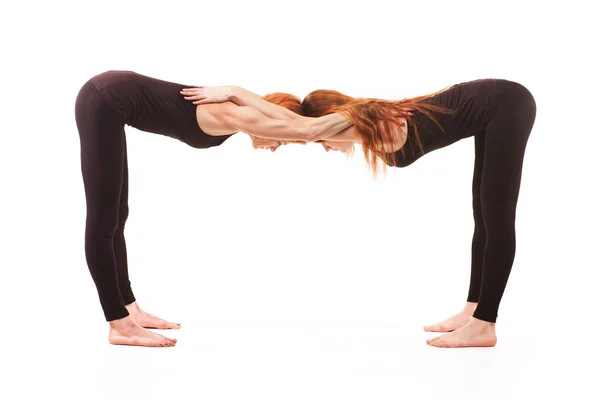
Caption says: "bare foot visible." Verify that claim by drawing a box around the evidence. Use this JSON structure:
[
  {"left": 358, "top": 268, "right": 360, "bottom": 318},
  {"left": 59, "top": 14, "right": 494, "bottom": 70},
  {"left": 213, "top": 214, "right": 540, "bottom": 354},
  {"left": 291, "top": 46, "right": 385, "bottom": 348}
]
[
  {"left": 126, "top": 302, "right": 181, "bottom": 330},
  {"left": 426, "top": 317, "right": 497, "bottom": 348},
  {"left": 109, "top": 316, "right": 177, "bottom": 347},
  {"left": 423, "top": 302, "right": 477, "bottom": 332}
]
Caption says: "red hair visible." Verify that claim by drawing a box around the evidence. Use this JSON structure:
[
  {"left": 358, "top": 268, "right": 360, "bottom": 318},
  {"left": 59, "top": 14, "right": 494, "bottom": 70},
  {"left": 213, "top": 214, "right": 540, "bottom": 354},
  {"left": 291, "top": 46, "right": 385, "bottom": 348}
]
[
  {"left": 302, "top": 89, "right": 454, "bottom": 175},
  {"left": 263, "top": 92, "right": 305, "bottom": 116}
]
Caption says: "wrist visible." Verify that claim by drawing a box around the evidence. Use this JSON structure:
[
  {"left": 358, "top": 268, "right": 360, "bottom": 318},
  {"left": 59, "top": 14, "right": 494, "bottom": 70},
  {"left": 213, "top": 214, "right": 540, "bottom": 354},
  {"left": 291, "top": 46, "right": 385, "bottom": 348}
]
[
  {"left": 307, "top": 119, "right": 321, "bottom": 142},
  {"left": 228, "top": 85, "right": 242, "bottom": 101}
]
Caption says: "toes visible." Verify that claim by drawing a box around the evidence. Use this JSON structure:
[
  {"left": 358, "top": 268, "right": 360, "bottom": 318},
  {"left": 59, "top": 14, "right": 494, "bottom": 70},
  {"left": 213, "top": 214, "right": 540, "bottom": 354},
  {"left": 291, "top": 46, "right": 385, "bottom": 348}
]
[
  {"left": 154, "top": 319, "right": 180, "bottom": 330},
  {"left": 144, "top": 337, "right": 163, "bottom": 347},
  {"left": 424, "top": 323, "right": 450, "bottom": 333},
  {"left": 426, "top": 336, "right": 436, "bottom": 345},
  {"left": 427, "top": 335, "right": 443, "bottom": 347},
  {"left": 164, "top": 335, "right": 176, "bottom": 343},
  {"left": 156, "top": 333, "right": 176, "bottom": 345}
]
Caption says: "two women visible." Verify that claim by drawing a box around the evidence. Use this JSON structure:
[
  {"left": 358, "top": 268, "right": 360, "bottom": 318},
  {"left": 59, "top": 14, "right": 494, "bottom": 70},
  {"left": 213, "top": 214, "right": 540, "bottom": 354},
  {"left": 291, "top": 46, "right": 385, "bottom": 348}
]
[{"left": 76, "top": 71, "right": 535, "bottom": 348}]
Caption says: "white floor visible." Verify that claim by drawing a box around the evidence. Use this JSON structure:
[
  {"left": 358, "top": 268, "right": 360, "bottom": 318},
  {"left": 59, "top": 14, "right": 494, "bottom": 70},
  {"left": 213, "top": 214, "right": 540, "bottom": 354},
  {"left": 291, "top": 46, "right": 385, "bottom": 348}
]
[{"left": 5, "top": 299, "right": 598, "bottom": 400}]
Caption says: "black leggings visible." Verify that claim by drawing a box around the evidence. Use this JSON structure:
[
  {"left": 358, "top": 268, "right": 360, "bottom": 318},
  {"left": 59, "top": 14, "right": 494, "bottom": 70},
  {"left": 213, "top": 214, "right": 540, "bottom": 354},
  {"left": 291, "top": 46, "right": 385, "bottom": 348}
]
[
  {"left": 75, "top": 80, "right": 135, "bottom": 321},
  {"left": 466, "top": 82, "right": 537, "bottom": 322}
]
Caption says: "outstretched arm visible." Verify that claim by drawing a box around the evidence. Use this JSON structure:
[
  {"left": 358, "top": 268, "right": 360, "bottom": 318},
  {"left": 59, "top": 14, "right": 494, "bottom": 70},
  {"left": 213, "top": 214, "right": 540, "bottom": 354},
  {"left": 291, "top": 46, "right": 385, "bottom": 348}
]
[
  {"left": 181, "top": 85, "right": 299, "bottom": 121},
  {"left": 322, "top": 126, "right": 359, "bottom": 142},
  {"left": 220, "top": 102, "right": 351, "bottom": 142}
]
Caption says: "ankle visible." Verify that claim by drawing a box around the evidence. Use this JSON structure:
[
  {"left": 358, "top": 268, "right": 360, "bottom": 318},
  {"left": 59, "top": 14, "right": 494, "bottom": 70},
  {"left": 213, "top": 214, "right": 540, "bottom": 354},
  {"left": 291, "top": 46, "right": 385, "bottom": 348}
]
[
  {"left": 109, "top": 316, "right": 137, "bottom": 331},
  {"left": 125, "top": 302, "right": 142, "bottom": 314},
  {"left": 470, "top": 317, "right": 496, "bottom": 329},
  {"left": 462, "top": 302, "right": 478, "bottom": 314}
]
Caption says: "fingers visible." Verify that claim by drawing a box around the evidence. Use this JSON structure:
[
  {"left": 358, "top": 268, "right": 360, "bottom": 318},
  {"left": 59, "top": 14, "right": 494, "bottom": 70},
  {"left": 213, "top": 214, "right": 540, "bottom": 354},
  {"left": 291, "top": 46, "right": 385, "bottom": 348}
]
[
  {"left": 183, "top": 95, "right": 206, "bottom": 101},
  {"left": 181, "top": 88, "right": 209, "bottom": 104},
  {"left": 180, "top": 88, "right": 204, "bottom": 96},
  {"left": 181, "top": 86, "right": 204, "bottom": 92}
]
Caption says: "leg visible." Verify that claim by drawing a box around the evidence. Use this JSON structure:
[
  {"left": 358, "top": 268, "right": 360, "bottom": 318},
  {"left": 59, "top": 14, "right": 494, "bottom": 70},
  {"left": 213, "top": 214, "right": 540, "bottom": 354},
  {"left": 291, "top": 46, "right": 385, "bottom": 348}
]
[
  {"left": 75, "top": 80, "right": 176, "bottom": 346},
  {"left": 423, "top": 133, "right": 485, "bottom": 332},
  {"left": 114, "top": 134, "right": 136, "bottom": 306},
  {"left": 76, "top": 82, "right": 129, "bottom": 322},
  {"left": 114, "top": 134, "right": 181, "bottom": 329},
  {"left": 473, "top": 85, "right": 536, "bottom": 322},
  {"left": 428, "top": 81, "right": 536, "bottom": 347},
  {"left": 467, "top": 132, "right": 487, "bottom": 303}
]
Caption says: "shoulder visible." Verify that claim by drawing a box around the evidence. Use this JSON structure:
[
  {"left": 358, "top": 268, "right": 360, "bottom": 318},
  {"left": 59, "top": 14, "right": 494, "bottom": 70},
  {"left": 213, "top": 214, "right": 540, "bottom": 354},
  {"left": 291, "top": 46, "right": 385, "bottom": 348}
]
[
  {"left": 218, "top": 102, "right": 258, "bottom": 119},
  {"left": 205, "top": 102, "right": 258, "bottom": 123}
]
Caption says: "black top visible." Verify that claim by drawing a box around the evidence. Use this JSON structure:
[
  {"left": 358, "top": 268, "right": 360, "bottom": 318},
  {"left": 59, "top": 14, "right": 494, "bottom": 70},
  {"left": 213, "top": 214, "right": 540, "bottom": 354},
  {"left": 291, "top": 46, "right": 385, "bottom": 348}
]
[
  {"left": 389, "top": 79, "right": 501, "bottom": 167},
  {"left": 91, "top": 70, "right": 233, "bottom": 149}
]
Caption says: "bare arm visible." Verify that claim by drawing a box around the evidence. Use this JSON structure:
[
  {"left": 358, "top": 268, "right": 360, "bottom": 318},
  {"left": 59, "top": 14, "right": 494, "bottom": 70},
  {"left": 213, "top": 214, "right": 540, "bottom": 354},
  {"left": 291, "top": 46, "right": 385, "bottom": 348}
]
[
  {"left": 220, "top": 102, "right": 351, "bottom": 141},
  {"left": 229, "top": 86, "right": 300, "bottom": 121},
  {"left": 182, "top": 85, "right": 300, "bottom": 121},
  {"left": 322, "top": 126, "right": 359, "bottom": 142}
]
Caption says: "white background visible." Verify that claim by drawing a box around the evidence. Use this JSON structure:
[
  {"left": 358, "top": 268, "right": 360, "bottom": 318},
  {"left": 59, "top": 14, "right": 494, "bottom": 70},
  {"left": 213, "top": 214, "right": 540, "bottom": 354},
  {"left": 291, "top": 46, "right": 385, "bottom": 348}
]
[{"left": 1, "top": 0, "right": 599, "bottom": 399}]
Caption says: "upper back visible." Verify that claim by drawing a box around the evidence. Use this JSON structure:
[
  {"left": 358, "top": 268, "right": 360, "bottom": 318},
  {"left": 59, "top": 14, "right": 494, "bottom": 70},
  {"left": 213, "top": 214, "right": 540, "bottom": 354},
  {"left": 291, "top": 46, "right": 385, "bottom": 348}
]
[{"left": 195, "top": 102, "right": 239, "bottom": 136}]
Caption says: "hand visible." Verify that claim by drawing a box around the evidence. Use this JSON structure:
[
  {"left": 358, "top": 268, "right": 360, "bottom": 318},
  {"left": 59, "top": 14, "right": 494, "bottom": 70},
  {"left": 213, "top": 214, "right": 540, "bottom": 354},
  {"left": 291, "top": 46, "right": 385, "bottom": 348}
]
[{"left": 180, "top": 85, "right": 237, "bottom": 105}]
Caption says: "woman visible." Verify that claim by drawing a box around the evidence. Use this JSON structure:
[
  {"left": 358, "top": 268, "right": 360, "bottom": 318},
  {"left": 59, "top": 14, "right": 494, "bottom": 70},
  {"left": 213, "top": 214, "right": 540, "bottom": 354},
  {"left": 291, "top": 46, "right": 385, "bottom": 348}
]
[
  {"left": 191, "top": 79, "right": 537, "bottom": 348},
  {"left": 74, "top": 70, "right": 352, "bottom": 347}
]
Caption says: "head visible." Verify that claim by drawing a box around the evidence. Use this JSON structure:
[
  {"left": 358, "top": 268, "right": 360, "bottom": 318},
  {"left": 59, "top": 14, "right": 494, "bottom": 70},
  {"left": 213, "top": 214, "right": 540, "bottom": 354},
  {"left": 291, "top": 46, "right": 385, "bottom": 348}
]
[
  {"left": 302, "top": 89, "right": 453, "bottom": 175},
  {"left": 301, "top": 90, "right": 356, "bottom": 154},
  {"left": 250, "top": 92, "right": 305, "bottom": 152},
  {"left": 302, "top": 89, "right": 354, "bottom": 117}
]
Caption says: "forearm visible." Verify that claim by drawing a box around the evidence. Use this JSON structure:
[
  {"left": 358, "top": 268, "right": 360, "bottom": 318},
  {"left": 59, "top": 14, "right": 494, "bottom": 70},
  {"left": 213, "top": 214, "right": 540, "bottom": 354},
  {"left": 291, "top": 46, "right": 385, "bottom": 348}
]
[
  {"left": 229, "top": 86, "right": 300, "bottom": 121},
  {"left": 224, "top": 104, "right": 311, "bottom": 141},
  {"left": 225, "top": 103, "right": 352, "bottom": 142},
  {"left": 308, "top": 113, "right": 353, "bottom": 141},
  {"left": 243, "top": 118, "right": 313, "bottom": 141},
  {"left": 322, "top": 126, "right": 358, "bottom": 142}
]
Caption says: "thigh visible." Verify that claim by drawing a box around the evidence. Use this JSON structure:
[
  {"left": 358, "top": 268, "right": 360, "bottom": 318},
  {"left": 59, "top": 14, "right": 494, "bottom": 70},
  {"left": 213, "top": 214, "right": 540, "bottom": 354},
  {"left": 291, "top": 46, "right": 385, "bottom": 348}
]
[{"left": 76, "top": 81, "right": 126, "bottom": 217}]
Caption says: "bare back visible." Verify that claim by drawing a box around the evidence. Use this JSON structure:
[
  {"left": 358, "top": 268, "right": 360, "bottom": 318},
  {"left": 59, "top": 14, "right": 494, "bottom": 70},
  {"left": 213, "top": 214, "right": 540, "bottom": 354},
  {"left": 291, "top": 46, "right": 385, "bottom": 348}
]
[{"left": 195, "top": 102, "right": 239, "bottom": 136}]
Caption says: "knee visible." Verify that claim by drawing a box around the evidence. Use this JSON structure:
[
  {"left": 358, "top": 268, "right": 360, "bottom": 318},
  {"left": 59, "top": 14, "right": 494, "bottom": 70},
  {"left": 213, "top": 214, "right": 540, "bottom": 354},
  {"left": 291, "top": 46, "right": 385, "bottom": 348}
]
[
  {"left": 87, "top": 210, "right": 120, "bottom": 238},
  {"left": 118, "top": 204, "right": 129, "bottom": 226},
  {"left": 482, "top": 217, "right": 515, "bottom": 241},
  {"left": 473, "top": 211, "right": 485, "bottom": 229}
]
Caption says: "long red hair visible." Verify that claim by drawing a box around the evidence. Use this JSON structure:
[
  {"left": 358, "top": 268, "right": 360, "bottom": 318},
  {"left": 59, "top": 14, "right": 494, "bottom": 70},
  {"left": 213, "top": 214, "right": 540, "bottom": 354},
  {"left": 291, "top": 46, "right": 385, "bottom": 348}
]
[{"left": 302, "top": 88, "right": 454, "bottom": 175}]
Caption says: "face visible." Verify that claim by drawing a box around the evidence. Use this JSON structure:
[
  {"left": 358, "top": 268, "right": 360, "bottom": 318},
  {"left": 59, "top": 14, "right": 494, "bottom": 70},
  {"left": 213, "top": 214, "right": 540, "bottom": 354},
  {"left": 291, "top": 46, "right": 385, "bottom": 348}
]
[
  {"left": 251, "top": 136, "right": 306, "bottom": 152},
  {"left": 251, "top": 136, "right": 287, "bottom": 152},
  {"left": 320, "top": 141, "right": 354, "bottom": 153}
]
